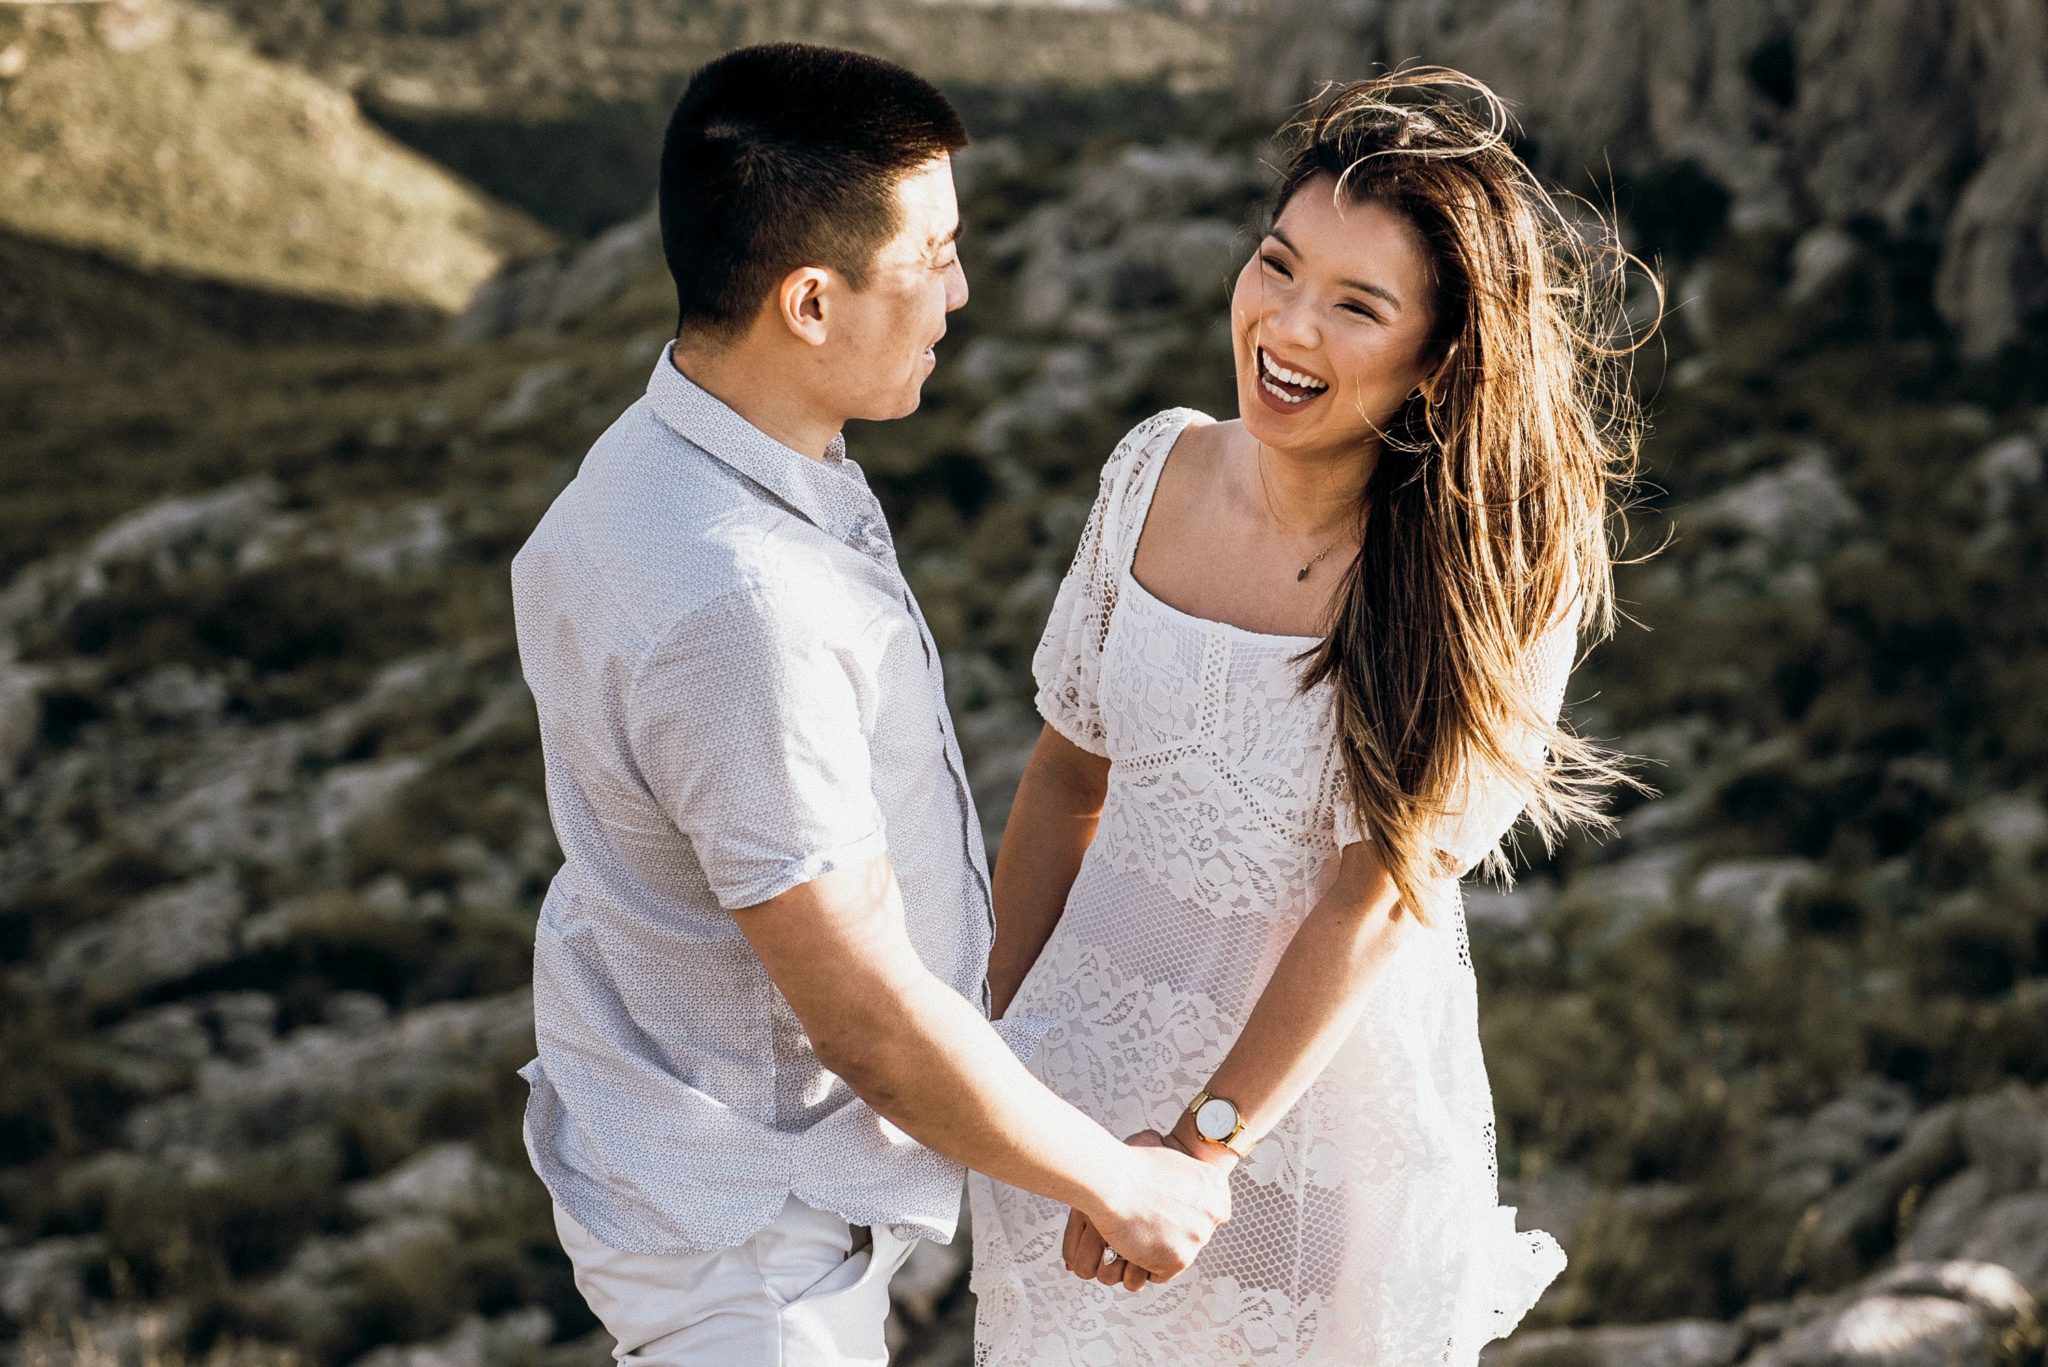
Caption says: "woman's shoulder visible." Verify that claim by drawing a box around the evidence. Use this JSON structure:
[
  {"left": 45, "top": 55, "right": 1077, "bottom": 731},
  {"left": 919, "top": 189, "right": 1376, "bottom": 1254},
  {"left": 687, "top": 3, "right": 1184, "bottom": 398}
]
[{"left": 1098, "top": 407, "right": 1224, "bottom": 494}]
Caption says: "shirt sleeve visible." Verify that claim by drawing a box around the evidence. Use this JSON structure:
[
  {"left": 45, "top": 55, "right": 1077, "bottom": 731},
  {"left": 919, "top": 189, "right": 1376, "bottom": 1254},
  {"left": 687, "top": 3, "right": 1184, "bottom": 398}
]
[
  {"left": 1030, "top": 446, "right": 1124, "bottom": 757},
  {"left": 626, "top": 587, "right": 888, "bottom": 911},
  {"left": 1331, "top": 587, "right": 1583, "bottom": 877}
]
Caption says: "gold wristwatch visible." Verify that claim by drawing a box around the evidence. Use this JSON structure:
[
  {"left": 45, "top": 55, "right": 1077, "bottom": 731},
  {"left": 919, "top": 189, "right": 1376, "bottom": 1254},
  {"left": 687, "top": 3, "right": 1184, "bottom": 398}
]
[{"left": 1186, "top": 1090, "right": 1254, "bottom": 1157}]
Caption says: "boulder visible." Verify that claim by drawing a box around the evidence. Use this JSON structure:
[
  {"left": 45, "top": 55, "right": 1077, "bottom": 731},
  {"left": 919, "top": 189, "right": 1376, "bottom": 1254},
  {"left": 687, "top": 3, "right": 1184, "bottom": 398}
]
[{"left": 1744, "top": 1260, "right": 2035, "bottom": 1366}]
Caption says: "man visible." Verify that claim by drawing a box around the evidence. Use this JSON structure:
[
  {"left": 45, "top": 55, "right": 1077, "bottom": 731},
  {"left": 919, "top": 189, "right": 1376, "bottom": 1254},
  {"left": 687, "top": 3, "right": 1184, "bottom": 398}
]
[{"left": 510, "top": 43, "right": 1229, "bottom": 1366}]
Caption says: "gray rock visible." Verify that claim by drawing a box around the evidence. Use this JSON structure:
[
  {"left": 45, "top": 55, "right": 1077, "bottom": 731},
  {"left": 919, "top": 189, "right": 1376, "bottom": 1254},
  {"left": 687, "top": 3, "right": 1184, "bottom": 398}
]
[
  {"left": 347, "top": 504, "right": 453, "bottom": 579},
  {"left": 1958, "top": 1192, "right": 2048, "bottom": 1294},
  {"left": 205, "top": 990, "right": 280, "bottom": 1061},
  {"left": 127, "top": 663, "right": 228, "bottom": 725},
  {"left": 1484, "top": 1317, "right": 1743, "bottom": 1367},
  {"left": 1958, "top": 1085, "right": 2046, "bottom": 1195},
  {"left": 0, "top": 662, "right": 42, "bottom": 776},
  {"left": 251, "top": 1214, "right": 458, "bottom": 1352},
  {"left": 1689, "top": 447, "right": 1859, "bottom": 564},
  {"left": 453, "top": 209, "right": 661, "bottom": 342},
  {"left": 125, "top": 990, "right": 533, "bottom": 1159},
  {"left": 1787, "top": 226, "right": 1865, "bottom": 306},
  {"left": 0, "top": 1234, "right": 103, "bottom": 1323},
  {"left": 1802, "top": 1103, "right": 1966, "bottom": 1285},
  {"left": 1573, "top": 846, "right": 1687, "bottom": 917},
  {"left": 42, "top": 870, "right": 244, "bottom": 1003},
  {"left": 345, "top": 1144, "right": 510, "bottom": 1222},
  {"left": 1971, "top": 435, "right": 2044, "bottom": 521},
  {"left": 107, "top": 1000, "right": 213, "bottom": 1067},
  {"left": 1744, "top": 1260, "right": 2036, "bottom": 1366},
  {"left": 1765, "top": 1078, "right": 1919, "bottom": 1193},
  {"left": 487, "top": 359, "right": 578, "bottom": 430},
  {"left": 77, "top": 479, "right": 279, "bottom": 582},
  {"left": 1965, "top": 793, "right": 2048, "bottom": 863},
  {"left": 323, "top": 989, "right": 392, "bottom": 1033},
  {"left": 1464, "top": 882, "right": 1556, "bottom": 936},
  {"left": 351, "top": 1309, "right": 554, "bottom": 1367},
  {"left": 1690, "top": 857, "right": 1814, "bottom": 949},
  {"left": 1905, "top": 1168, "right": 1993, "bottom": 1264},
  {"left": 313, "top": 755, "right": 428, "bottom": 848},
  {"left": 533, "top": 1329, "right": 617, "bottom": 1367}
]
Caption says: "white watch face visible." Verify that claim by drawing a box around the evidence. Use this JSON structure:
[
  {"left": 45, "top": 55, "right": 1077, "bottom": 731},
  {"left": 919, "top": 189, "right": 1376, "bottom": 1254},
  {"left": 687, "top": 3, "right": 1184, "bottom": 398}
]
[{"left": 1195, "top": 1096, "right": 1240, "bottom": 1142}]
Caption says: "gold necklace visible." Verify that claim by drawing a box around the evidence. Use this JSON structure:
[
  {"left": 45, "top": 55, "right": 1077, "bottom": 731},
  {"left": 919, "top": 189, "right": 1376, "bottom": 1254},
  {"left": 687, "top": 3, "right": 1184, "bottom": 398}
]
[{"left": 1255, "top": 445, "right": 1354, "bottom": 582}]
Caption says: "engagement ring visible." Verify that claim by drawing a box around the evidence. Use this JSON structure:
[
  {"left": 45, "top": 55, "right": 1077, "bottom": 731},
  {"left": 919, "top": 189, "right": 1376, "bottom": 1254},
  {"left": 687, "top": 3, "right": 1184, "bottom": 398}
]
[{"left": 1102, "top": 1249, "right": 1120, "bottom": 1265}]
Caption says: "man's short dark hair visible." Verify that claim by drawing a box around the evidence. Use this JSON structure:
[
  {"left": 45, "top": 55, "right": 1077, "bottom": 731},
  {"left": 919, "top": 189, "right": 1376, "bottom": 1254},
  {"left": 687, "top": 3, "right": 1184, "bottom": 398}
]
[{"left": 659, "top": 43, "right": 968, "bottom": 346}]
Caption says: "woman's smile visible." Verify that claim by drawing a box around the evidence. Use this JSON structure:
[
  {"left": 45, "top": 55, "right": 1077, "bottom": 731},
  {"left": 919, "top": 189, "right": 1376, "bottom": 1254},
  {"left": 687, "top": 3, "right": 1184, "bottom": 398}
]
[{"left": 1253, "top": 345, "right": 1331, "bottom": 413}]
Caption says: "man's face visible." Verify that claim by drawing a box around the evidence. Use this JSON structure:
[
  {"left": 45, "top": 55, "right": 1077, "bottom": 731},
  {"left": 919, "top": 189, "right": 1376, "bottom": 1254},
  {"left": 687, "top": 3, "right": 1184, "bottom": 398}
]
[{"left": 823, "top": 154, "right": 968, "bottom": 421}]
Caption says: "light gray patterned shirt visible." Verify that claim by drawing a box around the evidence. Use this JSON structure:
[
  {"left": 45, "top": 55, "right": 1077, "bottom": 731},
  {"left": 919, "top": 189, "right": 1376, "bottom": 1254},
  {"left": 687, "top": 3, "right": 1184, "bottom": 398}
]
[{"left": 512, "top": 344, "right": 1049, "bottom": 1254}]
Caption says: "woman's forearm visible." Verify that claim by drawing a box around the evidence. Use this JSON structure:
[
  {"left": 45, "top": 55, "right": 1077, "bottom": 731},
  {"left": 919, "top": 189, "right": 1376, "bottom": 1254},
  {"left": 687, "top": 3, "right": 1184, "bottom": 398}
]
[
  {"left": 988, "top": 725, "right": 1109, "bottom": 1018},
  {"left": 1170, "top": 844, "right": 1417, "bottom": 1161}
]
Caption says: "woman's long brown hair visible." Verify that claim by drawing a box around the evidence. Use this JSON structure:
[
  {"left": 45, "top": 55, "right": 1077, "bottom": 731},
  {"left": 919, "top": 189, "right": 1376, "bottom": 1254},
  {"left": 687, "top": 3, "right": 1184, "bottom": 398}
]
[{"left": 1277, "top": 68, "right": 1658, "bottom": 926}]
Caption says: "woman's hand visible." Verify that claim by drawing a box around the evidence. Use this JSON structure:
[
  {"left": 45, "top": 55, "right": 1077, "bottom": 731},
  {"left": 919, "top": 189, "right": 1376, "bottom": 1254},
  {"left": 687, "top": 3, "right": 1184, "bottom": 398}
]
[
  {"left": 1063, "top": 1131, "right": 1168, "bottom": 1292},
  {"left": 1165, "top": 1108, "right": 1245, "bottom": 1172}
]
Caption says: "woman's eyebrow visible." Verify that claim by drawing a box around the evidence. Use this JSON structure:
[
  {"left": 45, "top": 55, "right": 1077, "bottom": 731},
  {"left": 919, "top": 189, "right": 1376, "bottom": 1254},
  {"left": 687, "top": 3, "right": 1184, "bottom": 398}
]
[{"left": 1268, "top": 226, "right": 1404, "bottom": 313}]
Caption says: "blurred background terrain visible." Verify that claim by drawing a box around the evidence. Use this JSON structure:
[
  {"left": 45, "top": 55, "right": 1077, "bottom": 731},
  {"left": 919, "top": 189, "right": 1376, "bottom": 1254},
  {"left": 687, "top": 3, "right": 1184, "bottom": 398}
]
[{"left": 1, "top": 0, "right": 2045, "bottom": 1363}]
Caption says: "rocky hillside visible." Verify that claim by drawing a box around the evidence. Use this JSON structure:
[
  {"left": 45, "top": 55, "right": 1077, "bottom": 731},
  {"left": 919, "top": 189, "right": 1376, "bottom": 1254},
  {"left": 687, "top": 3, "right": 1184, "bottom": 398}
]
[
  {"left": 187, "top": 0, "right": 1238, "bottom": 116},
  {"left": 0, "top": 0, "right": 554, "bottom": 316},
  {"left": 3, "top": 5, "right": 2047, "bottom": 1365},
  {"left": 1242, "top": 0, "right": 2048, "bottom": 359}
]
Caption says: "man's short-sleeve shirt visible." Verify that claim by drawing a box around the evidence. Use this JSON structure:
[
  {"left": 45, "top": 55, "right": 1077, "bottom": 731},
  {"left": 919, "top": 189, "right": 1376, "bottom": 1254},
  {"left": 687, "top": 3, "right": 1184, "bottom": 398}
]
[{"left": 511, "top": 345, "right": 1035, "bottom": 1254}]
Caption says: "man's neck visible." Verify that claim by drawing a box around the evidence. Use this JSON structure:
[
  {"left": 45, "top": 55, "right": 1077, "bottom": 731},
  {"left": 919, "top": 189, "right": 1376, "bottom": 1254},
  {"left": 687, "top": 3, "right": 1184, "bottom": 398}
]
[{"left": 670, "top": 341, "right": 843, "bottom": 462}]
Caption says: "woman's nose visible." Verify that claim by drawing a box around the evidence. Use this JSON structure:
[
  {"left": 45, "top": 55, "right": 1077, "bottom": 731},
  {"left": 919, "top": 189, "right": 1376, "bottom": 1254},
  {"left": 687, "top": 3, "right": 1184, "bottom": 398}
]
[{"left": 1263, "top": 299, "right": 1319, "bottom": 351}]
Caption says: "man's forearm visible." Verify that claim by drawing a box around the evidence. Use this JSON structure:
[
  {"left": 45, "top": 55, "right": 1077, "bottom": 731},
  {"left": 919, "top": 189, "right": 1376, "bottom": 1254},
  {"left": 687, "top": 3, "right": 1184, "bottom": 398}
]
[
  {"left": 824, "top": 965, "right": 1131, "bottom": 1218},
  {"left": 731, "top": 856, "right": 1131, "bottom": 1222}
]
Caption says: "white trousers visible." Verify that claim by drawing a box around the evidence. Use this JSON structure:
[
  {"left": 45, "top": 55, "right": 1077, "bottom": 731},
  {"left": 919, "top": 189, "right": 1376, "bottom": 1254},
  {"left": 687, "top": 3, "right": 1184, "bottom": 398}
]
[{"left": 552, "top": 1194, "right": 915, "bottom": 1366}]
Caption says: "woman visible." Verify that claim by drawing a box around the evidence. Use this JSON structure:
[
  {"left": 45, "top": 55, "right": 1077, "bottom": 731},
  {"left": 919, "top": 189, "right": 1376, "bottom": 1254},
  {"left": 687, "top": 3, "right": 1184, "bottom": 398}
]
[{"left": 967, "top": 69, "right": 1654, "bottom": 1365}]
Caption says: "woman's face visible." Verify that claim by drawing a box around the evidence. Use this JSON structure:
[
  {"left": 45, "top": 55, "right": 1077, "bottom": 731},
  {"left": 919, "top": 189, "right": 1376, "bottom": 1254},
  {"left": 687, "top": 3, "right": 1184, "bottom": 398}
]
[{"left": 1230, "top": 175, "right": 1440, "bottom": 461}]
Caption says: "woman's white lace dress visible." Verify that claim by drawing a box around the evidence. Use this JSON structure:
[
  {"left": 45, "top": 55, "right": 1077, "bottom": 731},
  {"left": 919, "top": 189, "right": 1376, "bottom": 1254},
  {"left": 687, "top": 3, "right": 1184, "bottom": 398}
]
[{"left": 967, "top": 410, "right": 1575, "bottom": 1366}]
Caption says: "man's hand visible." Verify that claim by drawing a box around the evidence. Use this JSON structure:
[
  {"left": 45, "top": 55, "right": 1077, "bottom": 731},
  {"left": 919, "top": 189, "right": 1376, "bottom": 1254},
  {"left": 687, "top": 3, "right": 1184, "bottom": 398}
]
[{"left": 1063, "top": 1130, "right": 1230, "bottom": 1289}]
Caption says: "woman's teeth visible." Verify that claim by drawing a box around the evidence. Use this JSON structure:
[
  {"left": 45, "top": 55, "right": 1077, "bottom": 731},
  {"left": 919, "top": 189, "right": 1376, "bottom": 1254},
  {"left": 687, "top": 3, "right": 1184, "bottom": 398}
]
[{"left": 1259, "top": 348, "right": 1327, "bottom": 404}]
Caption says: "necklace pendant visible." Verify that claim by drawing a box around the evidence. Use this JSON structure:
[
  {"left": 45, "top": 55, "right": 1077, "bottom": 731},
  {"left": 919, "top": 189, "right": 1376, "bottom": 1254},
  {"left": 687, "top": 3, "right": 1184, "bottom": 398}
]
[{"left": 1296, "top": 565, "right": 1311, "bottom": 582}]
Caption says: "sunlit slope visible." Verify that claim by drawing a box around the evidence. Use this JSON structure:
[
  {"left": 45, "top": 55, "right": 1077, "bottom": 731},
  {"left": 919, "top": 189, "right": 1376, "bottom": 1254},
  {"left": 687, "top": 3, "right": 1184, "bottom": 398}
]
[
  {"left": 0, "top": 0, "right": 555, "bottom": 313},
  {"left": 188, "top": 0, "right": 1237, "bottom": 116}
]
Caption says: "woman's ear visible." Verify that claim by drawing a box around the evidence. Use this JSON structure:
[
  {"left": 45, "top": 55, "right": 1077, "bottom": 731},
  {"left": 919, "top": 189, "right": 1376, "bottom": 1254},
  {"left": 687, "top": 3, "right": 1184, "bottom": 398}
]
[{"left": 776, "top": 267, "right": 833, "bottom": 347}]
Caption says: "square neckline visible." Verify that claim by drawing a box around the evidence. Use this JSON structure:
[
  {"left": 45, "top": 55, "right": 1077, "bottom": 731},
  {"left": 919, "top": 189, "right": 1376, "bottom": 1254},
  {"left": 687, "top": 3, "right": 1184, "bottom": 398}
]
[{"left": 1120, "top": 410, "right": 1325, "bottom": 648}]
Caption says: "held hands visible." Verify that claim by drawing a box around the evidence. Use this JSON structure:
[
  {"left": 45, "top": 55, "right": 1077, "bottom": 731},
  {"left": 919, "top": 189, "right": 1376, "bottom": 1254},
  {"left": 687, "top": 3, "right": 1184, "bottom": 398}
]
[{"left": 1062, "top": 1126, "right": 1236, "bottom": 1291}]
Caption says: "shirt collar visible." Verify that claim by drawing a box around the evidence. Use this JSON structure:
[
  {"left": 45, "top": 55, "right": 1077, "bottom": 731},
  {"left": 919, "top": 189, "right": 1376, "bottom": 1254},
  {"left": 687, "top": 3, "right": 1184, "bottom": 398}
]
[{"left": 644, "top": 342, "right": 885, "bottom": 553}]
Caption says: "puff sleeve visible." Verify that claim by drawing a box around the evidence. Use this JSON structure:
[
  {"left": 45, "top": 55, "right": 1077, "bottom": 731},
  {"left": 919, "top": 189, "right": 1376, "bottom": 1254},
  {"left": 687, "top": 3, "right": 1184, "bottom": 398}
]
[
  {"left": 1431, "top": 588, "right": 1583, "bottom": 875},
  {"left": 1030, "top": 416, "right": 1183, "bottom": 757}
]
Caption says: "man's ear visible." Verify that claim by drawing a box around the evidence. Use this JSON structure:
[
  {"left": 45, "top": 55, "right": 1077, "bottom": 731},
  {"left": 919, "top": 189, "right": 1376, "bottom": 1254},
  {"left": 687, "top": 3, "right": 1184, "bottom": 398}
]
[{"left": 776, "top": 267, "right": 833, "bottom": 347}]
